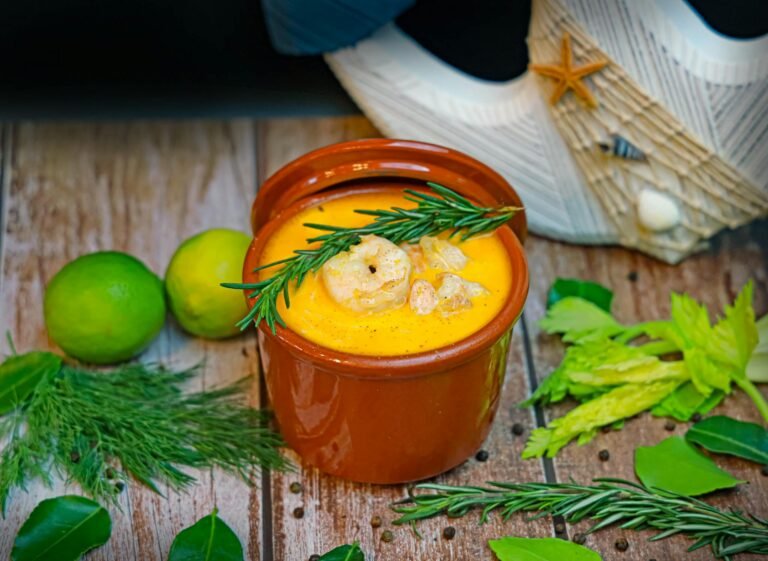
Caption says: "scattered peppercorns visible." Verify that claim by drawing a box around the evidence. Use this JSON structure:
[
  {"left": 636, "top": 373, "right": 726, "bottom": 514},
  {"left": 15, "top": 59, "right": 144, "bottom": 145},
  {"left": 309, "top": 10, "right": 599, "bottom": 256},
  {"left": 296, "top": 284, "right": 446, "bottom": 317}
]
[
  {"left": 554, "top": 522, "right": 566, "bottom": 534},
  {"left": 370, "top": 515, "right": 383, "bottom": 528},
  {"left": 293, "top": 507, "right": 305, "bottom": 519},
  {"left": 627, "top": 271, "right": 638, "bottom": 282},
  {"left": 511, "top": 423, "right": 525, "bottom": 436},
  {"left": 598, "top": 449, "right": 610, "bottom": 461},
  {"left": 615, "top": 538, "right": 629, "bottom": 552},
  {"left": 475, "top": 450, "right": 489, "bottom": 462},
  {"left": 289, "top": 482, "right": 303, "bottom": 494},
  {"left": 572, "top": 533, "right": 586, "bottom": 545},
  {"left": 691, "top": 413, "right": 703, "bottom": 423},
  {"left": 309, "top": 555, "right": 321, "bottom": 561},
  {"left": 381, "top": 530, "right": 394, "bottom": 543},
  {"left": 442, "top": 526, "right": 456, "bottom": 540},
  {"left": 70, "top": 451, "right": 80, "bottom": 463},
  {"left": 664, "top": 420, "right": 676, "bottom": 431}
]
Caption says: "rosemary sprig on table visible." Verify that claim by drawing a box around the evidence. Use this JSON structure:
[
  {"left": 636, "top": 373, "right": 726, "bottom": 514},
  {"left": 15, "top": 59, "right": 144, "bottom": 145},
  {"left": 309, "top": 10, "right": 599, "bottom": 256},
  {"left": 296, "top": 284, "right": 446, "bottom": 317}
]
[
  {"left": 392, "top": 479, "right": 768, "bottom": 560},
  {"left": 0, "top": 359, "right": 289, "bottom": 513},
  {"left": 223, "top": 182, "right": 521, "bottom": 332}
]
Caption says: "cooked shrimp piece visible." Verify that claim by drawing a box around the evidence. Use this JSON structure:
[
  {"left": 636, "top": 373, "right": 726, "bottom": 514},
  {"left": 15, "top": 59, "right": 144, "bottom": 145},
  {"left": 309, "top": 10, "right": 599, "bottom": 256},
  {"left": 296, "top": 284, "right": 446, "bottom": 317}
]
[
  {"left": 321, "top": 235, "right": 412, "bottom": 313},
  {"left": 436, "top": 273, "right": 489, "bottom": 315},
  {"left": 419, "top": 236, "right": 468, "bottom": 271},
  {"left": 400, "top": 243, "right": 427, "bottom": 273},
  {"left": 409, "top": 279, "right": 438, "bottom": 315}
]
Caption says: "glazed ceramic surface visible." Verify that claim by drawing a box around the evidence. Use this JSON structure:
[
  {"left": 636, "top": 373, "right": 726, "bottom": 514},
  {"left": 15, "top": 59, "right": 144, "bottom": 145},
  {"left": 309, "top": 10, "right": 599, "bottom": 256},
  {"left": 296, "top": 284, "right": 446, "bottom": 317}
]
[{"left": 245, "top": 140, "right": 529, "bottom": 483}]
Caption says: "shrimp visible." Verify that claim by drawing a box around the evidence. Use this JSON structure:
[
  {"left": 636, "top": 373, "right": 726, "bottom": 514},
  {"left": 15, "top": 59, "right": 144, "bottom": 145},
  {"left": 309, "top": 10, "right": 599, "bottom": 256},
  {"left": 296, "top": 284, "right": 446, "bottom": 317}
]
[
  {"left": 436, "top": 273, "right": 488, "bottom": 315},
  {"left": 401, "top": 236, "right": 468, "bottom": 274},
  {"left": 409, "top": 279, "right": 438, "bottom": 315},
  {"left": 321, "top": 234, "right": 412, "bottom": 313}
]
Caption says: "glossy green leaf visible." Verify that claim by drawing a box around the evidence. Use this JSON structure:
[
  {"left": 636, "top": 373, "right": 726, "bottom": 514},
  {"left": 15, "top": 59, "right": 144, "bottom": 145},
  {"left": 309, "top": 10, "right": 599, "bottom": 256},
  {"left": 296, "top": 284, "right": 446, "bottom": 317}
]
[
  {"left": 0, "top": 351, "right": 61, "bottom": 414},
  {"left": 635, "top": 436, "right": 745, "bottom": 496},
  {"left": 489, "top": 537, "right": 601, "bottom": 561},
  {"left": 167, "top": 508, "right": 243, "bottom": 561},
  {"left": 547, "top": 278, "right": 613, "bottom": 312},
  {"left": 686, "top": 415, "right": 768, "bottom": 464},
  {"left": 318, "top": 543, "right": 365, "bottom": 561},
  {"left": 11, "top": 495, "right": 111, "bottom": 561}
]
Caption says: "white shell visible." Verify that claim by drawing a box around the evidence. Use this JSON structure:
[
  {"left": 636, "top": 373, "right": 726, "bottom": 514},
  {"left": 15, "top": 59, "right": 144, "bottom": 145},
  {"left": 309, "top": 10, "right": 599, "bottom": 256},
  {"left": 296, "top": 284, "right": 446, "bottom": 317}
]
[{"left": 637, "top": 190, "right": 681, "bottom": 232}]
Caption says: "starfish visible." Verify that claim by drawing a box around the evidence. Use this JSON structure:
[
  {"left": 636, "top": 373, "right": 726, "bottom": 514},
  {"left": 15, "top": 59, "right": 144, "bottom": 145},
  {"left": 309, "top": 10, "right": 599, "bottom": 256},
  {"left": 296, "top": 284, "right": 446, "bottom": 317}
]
[{"left": 530, "top": 33, "right": 608, "bottom": 108}]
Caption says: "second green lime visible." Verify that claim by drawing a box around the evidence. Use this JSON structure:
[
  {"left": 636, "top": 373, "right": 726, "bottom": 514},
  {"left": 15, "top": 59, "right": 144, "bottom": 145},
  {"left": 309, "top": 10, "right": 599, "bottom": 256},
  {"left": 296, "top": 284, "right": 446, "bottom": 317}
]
[{"left": 165, "top": 228, "right": 251, "bottom": 339}]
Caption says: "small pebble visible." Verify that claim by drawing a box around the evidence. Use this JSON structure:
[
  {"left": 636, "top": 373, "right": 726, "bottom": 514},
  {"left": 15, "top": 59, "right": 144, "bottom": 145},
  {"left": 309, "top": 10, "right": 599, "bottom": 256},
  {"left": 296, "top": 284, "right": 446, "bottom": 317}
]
[
  {"left": 381, "top": 530, "right": 394, "bottom": 543},
  {"left": 615, "top": 538, "right": 629, "bottom": 552},
  {"left": 370, "top": 515, "right": 383, "bottom": 528},
  {"left": 293, "top": 507, "right": 305, "bottom": 519},
  {"left": 554, "top": 522, "right": 566, "bottom": 534},
  {"left": 443, "top": 526, "right": 456, "bottom": 540},
  {"left": 572, "top": 533, "right": 587, "bottom": 545},
  {"left": 664, "top": 420, "right": 676, "bottom": 431},
  {"left": 289, "top": 482, "right": 303, "bottom": 494},
  {"left": 70, "top": 451, "right": 80, "bottom": 464},
  {"left": 598, "top": 449, "right": 610, "bottom": 462},
  {"left": 761, "top": 465, "right": 768, "bottom": 477},
  {"left": 691, "top": 413, "right": 703, "bottom": 423},
  {"left": 627, "top": 271, "right": 638, "bottom": 282},
  {"left": 309, "top": 555, "right": 321, "bottom": 561},
  {"left": 475, "top": 450, "right": 489, "bottom": 462},
  {"left": 511, "top": 423, "right": 525, "bottom": 436}
]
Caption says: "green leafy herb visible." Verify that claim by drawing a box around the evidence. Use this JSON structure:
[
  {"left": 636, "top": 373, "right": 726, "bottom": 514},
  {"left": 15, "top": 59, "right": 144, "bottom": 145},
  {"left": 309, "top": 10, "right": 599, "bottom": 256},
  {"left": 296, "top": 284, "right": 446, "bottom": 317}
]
[
  {"left": 687, "top": 415, "right": 768, "bottom": 464},
  {"left": 168, "top": 508, "right": 243, "bottom": 561},
  {"left": 747, "top": 314, "right": 768, "bottom": 382},
  {"left": 489, "top": 537, "right": 601, "bottom": 561},
  {"left": 635, "top": 436, "right": 744, "bottom": 496},
  {"left": 524, "top": 281, "right": 768, "bottom": 457},
  {"left": 11, "top": 495, "right": 111, "bottom": 561},
  {"left": 0, "top": 354, "right": 289, "bottom": 512},
  {"left": 546, "top": 278, "right": 613, "bottom": 312},
  {"left": 318, "top": 543, "right": 364, "bottom": 561},
  {"left": 222, "top": 182, "right": 521, "bottom": 333},
  {"left": 0, "top": 352, "right": 60, "bottom": 415},
  {"left": 392, "top": 479, "right": 768, "bottom": 559}
]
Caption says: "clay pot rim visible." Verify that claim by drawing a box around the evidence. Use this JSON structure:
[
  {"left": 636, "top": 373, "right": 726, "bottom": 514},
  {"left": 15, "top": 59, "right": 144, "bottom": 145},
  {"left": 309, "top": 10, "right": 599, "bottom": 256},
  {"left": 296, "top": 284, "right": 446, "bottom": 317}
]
[{"left": 243, "top": 184, "right": 529, "bottom": 380}]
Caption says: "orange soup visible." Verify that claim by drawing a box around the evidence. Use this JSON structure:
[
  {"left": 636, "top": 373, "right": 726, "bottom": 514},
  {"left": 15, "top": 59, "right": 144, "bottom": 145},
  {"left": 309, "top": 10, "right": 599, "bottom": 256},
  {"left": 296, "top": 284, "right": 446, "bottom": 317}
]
[{"left": 259, "top": 191, "right": 513, "bottom": 356}]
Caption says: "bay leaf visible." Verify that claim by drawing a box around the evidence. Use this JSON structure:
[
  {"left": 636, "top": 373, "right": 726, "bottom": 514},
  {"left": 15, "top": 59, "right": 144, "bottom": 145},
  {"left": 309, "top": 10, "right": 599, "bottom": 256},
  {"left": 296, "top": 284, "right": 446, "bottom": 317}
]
[
  {"left": 11, "top": 495, "right": 111, "bottom": 561},
  {"left": 687, "top": 415, "right": 768, "bottom": 464},
  {"left": 489, "top": 537, "right": 601, "bottom": 561},
  {"left": 319, "top": 543, "right": 364, "bottom": 561},
  {"left": 0, "top": 351, "right": 61, "bottom": 415},
  {"left": 546, "top": 278, "right": 613, "bottom": 312},
  {"left": 635, "top": 436, "right": 745, "bottom": 496},
  {"left": 167, "top": 508, "right": 243, "bottom": 561}
]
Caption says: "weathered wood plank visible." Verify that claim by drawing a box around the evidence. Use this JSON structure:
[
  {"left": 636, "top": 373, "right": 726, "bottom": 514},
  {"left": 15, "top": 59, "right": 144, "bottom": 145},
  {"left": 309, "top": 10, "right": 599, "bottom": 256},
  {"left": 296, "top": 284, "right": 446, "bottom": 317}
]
[
  {"left": 260, "top": 117, "right": 552, "bottom": 560},
  {"left": 0, "top": 121, "right": 262, "bottom": 560},
  {"left": 523, "top": 222, "right": 768, "bottom": 560}
]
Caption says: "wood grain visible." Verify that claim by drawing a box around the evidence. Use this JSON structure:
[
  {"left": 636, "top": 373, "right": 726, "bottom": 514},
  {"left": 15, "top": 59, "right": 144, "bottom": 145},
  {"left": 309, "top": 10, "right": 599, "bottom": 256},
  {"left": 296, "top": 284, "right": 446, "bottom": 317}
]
[
  {"left": 523, "top": 222, "right": 768, "bottom": 560},
  {"left": 0, "top": 121, "right": 262, "bottom": 560}
]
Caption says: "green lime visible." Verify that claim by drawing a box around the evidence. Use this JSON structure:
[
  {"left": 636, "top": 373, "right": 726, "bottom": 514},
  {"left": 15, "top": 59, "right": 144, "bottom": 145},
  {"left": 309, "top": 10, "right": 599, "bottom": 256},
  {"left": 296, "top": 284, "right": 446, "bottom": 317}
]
[
  {"left": 165, "top": 228, "right": 251, "bottom": 339},
  {"left": 44, "top": 251, "right": 166, "bottom": 364}
]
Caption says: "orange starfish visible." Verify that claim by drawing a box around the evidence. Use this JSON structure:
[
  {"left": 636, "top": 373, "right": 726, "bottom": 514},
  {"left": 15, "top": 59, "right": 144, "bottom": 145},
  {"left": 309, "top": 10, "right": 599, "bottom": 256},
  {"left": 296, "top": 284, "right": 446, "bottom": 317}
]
[{"left": 530, "top": 33, "right": 608, "bottom": 108}]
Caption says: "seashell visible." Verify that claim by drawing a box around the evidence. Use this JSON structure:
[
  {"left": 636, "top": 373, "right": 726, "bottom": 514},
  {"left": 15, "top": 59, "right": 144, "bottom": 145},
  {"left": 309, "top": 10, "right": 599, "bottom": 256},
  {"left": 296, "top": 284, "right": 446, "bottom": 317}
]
[
  {"left": 637, "top": 189, "right": 680, "bottom": 232},
  {"left": 598, "top": 135, "right": 646, "bottom": 161}
]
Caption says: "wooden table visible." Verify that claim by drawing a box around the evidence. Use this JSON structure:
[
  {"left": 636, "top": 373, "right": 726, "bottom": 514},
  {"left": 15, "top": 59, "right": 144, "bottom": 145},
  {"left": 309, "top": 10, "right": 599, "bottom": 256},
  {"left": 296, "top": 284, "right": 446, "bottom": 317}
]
[{"left": 0, "top": 117, "right": 765, "bottom": 560}]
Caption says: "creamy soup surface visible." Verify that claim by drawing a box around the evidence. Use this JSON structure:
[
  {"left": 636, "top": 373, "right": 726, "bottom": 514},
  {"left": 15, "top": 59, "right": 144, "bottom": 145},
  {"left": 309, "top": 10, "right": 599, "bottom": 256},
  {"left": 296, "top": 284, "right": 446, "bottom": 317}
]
[{"left": 259, "top": 190, "right": 513, "bottom": 356}]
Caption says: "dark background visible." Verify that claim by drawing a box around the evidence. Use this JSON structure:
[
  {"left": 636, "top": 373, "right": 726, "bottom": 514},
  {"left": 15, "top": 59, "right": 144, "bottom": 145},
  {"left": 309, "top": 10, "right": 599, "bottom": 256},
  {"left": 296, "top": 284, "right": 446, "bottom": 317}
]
[{"left": 0, "top": 0, "right": 765, "bottom": 120}]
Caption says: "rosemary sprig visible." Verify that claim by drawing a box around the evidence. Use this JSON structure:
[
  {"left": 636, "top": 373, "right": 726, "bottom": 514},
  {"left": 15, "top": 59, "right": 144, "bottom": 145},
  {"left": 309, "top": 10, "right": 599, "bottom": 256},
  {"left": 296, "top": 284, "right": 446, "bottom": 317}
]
[
  {"left": 0, "top": 360, "right": 290, "bottom": 513},
  {"left": 223, "top": 182, "right": 521, "bottom": 332},
  {"left": 391, "top": 479, "right": 768, "bottom": 560}
]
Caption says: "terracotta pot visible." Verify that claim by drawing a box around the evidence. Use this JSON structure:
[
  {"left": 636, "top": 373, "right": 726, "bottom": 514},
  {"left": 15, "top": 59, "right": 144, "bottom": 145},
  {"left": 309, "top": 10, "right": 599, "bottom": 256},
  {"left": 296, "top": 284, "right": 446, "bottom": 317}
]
[{"left": 243, "top": 139, "right": 529, "bottom": 484}]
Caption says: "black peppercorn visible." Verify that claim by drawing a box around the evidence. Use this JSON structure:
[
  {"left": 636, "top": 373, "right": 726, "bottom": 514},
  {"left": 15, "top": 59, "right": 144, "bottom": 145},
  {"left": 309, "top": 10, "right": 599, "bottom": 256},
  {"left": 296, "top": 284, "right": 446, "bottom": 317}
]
[
  {"left": 664, "top": 420, "right": 676, "bottom": 431},
  {"left": 761, "top": 465, "right": 768, "bottom": 476},
  {"left": 691, "top": 413, "right": 703, "bottom": 423},
  {"left": 293, "top": 507, "right": 304, "bottom": 519},
  {"left": 443, "top": 526, "right": 456, "bottom": 540},
  {"left": 572, "top": 533, "right": 586, "bottom": 545},
  {"left": 309, "top": 555, "right": 321, "bottom": 561},
  {"left": 615, "top": 538, "right": 629, "bottom": 552},
  {"left": 511, "top": 423, "right": 525, "bottom": 436},
  {"left": 627, "top": 271, "right": 638, "bottom": 282},
  {"left": 598, "top": 449, "right": 610, "bottom": 461},
  {"left": 381, "top": 530, "right": 394, "bottom": 543},
  {"left": 105, "top": 468, "right": 115, "bottom": 479},
  {"left": 289, "top": 482, "right": 303, "bottom": 494},
  {"left": 370, "top": 515, "right": 383, "bottom": 528},
  {"left": 70, "top": 451, "right": 80, "bottom": 463},
  {"left": 475, "top": 450, "right": 489, "bottom": 462},
  {"left": 554, "top": 522, "right": 566, "bottom": 534},
  {"left": 114, "top": 481, "right": 125, "bottom": 493}
]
